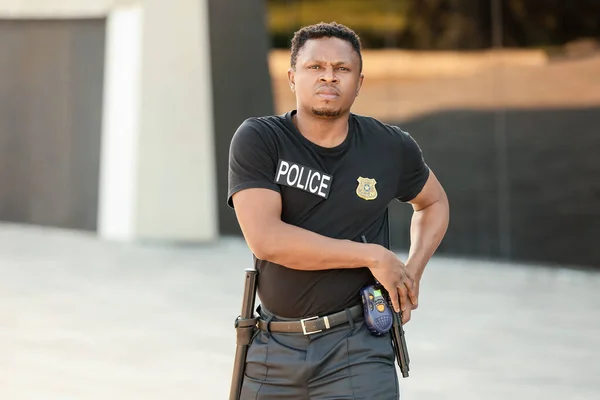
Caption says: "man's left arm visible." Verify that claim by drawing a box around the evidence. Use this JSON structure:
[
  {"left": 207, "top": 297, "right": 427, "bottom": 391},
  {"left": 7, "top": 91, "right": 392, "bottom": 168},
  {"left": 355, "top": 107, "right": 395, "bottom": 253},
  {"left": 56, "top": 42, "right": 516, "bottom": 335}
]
[
  {"left": 405, "top": 170, "right": 449, "bottom": 290},
  {"left": 399, "top": 170, "right": 449, "bottom": 324},
  {"left": 393, "top": 128, "right": 450, "bottom": 323}
]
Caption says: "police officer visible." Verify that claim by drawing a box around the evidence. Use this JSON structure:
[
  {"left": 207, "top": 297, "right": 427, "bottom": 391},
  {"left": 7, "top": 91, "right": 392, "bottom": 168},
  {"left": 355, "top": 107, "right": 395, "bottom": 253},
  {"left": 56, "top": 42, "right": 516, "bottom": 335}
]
[{"left": 228, "top": 22, "right": 449, "bottom": 400}]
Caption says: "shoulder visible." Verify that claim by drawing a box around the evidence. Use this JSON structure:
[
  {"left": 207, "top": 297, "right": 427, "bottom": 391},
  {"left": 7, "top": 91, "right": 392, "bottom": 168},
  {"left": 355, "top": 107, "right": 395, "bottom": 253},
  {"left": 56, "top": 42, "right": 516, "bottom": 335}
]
[
  {"left": 234, "top": 114, "right": 288, "bottom": 138},
  {"left": 352, "top": 113, "right": 416, "bottom": 146},
  {"left": 231, "top": 114, "right": 289, "bottom": 149}
]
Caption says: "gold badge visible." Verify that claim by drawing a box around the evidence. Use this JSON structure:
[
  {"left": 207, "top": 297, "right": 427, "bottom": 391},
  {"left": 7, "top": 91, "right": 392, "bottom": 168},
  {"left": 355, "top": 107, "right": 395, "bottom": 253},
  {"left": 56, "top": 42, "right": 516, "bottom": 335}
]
[{"left": 356, "top": 177, "right": 378, "bottom": 200}]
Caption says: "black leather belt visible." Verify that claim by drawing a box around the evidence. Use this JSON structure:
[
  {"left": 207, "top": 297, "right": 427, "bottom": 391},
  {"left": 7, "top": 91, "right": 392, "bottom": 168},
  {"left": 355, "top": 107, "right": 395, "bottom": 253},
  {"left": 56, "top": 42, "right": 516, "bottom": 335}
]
[{"left": 257, "top": 304, "right": 363, "bottom": 335}]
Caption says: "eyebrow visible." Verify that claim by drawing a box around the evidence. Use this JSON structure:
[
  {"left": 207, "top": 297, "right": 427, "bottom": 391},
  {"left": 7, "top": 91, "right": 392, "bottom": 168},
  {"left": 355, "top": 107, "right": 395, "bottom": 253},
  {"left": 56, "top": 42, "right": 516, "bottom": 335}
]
[{"left": 305, "top": 60, "right": 350, "bottom": 66}]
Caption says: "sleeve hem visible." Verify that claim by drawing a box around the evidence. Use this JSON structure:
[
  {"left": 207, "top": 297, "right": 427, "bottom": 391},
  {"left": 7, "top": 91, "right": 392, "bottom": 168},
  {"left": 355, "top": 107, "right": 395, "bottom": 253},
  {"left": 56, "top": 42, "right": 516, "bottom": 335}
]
[
  {"left": 397, "top": 165, "right": 430, "bottom": 203},
  {"left": 227, "top": 181, "right": 281, "bottom": 208}
]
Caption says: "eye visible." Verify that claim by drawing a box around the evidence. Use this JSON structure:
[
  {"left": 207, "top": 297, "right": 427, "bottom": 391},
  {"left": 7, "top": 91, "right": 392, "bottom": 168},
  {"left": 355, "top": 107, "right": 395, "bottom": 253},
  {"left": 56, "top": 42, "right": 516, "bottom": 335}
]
[
  {"left": 308, "top": 65, "right": 320, "bottom": 69},
  {"left": 338, "top": 67, "right": 349, "bottom": 71}
]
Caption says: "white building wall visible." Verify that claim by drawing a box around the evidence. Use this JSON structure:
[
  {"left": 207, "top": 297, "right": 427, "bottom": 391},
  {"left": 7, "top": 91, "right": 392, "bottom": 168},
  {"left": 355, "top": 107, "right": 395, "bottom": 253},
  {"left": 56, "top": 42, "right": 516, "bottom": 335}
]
[{"left": 0, "top": 0, "right": 219, "bottom": 243}]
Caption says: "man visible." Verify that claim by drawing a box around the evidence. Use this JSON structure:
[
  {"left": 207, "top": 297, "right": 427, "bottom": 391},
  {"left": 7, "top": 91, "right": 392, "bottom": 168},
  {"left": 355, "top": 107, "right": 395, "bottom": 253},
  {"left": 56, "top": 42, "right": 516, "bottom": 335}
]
[{"left": 227, "top": 22, "right": 449, "bottom": 399}]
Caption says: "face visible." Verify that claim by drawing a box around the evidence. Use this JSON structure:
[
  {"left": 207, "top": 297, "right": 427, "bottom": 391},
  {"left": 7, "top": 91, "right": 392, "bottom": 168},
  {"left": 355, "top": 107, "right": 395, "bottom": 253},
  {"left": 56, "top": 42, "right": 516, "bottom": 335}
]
[{"left": 288, "top": 37, "right": 364, "bottom": 118}]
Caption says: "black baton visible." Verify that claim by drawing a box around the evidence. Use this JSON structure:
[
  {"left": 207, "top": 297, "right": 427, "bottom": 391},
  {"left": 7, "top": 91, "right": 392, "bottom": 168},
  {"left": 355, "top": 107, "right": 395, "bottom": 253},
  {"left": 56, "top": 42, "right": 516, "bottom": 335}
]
[
  {"left": 367, "top": 267, "right": 411, "bottom": 377},
  {"left": 390, "top": 299, "right": 410, "bottom": 377},
  {"left": 229, "top": 268, "right": 258, "bottom": 400},
  {"left": 383, "top": 208, "right": 411, "bottom": 377},
  {"left": 360, "top": 230, "right": 410, "bottom": 377}
]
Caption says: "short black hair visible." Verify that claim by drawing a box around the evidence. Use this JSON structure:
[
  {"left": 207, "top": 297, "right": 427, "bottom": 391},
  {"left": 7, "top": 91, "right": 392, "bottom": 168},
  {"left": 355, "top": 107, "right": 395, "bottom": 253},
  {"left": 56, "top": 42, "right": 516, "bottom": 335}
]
[{"left": 290, "top": 22, "right": 363, "bottom": 71}]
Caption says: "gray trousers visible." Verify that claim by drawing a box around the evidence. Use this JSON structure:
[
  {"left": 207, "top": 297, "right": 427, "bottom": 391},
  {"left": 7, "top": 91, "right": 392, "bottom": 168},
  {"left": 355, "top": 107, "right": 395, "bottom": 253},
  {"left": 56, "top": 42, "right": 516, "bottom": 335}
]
[{"left": 240, "top": 306, "right": 400, "bottom": 400}]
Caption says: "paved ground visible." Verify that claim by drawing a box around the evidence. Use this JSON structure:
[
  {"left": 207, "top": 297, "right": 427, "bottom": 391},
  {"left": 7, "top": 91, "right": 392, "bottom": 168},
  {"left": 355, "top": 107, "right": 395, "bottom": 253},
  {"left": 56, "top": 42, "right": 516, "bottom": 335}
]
[{"left": 1, "top": 223, "right": 599, "bottom": 400}]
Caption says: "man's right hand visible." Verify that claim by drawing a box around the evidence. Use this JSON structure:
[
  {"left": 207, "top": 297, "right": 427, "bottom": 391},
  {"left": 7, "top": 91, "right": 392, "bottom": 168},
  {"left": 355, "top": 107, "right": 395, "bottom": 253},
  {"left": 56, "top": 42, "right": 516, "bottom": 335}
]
[{"left": 369, "top": 247, "right": 417, "bottom": 314}]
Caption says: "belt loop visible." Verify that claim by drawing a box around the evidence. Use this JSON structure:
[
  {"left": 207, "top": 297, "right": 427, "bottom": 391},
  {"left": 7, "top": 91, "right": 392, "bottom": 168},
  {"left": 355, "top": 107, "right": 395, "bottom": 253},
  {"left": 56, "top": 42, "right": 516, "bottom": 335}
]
[
  {"left": 345, "top": 308, "right": 355, "bottom": 330},
  {"left": 264, "top": 314, "right": 274, "bottom": 334}
]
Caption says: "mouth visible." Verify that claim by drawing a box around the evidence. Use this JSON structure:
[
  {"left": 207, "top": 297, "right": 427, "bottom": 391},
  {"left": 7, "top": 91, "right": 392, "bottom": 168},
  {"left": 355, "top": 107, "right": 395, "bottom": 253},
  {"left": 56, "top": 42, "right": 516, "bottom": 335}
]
[
  {"left": 317, "top": 93, "right": 339, "bottom": 100},
  {"left": 315, "top": 88, "right": 340, "bottom": 100}
]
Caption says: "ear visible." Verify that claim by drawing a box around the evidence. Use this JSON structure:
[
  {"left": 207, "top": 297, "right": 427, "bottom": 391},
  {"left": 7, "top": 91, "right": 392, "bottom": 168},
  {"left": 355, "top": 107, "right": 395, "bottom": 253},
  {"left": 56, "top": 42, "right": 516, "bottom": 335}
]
[
  {"left": 355, "top": 73, "right": 365, "bottom": 97},
  {"left": 287, "top": 68, "right": 295, "bottom": 92}
]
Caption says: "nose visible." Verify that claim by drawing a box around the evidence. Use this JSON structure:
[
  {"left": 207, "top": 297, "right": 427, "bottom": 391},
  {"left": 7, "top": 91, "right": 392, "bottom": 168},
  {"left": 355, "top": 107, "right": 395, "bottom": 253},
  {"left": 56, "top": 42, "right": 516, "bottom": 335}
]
[{"left": 319, "top": 66, "right": 338, "bottom": 83}]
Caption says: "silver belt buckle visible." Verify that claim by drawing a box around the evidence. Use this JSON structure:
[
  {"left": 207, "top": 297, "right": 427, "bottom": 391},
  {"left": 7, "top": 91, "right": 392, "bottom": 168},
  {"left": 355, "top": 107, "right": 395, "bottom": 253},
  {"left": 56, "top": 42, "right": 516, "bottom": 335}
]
[{"left": 300, "top": 316, "right": 322, "bottom": 335}]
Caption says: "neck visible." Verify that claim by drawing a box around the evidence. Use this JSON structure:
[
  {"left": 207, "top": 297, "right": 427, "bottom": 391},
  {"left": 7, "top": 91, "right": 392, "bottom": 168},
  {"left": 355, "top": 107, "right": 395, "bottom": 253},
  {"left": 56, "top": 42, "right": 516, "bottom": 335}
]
[{"left": 293, "top": 108, "right": 350, "bottom": 148}]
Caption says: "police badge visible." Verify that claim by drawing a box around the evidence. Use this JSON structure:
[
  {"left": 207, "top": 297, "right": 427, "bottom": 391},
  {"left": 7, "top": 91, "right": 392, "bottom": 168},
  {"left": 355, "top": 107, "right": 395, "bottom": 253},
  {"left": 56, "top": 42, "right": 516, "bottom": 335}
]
[{"left": 356, "top": 177, "right": 378, "bottom": 200}]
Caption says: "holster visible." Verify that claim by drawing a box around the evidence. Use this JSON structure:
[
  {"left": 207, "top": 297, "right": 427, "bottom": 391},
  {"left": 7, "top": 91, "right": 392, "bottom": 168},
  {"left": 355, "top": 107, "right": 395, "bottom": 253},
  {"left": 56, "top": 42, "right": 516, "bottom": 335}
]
[{"left": 235, "top": 315, "right": 258, "bottom": 346}]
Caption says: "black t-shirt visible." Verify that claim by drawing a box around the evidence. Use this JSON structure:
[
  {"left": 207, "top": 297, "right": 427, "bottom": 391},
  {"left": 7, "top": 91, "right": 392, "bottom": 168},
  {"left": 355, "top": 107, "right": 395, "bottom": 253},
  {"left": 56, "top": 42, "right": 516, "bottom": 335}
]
[{"left": 227, "top": 110, "right": 430, "bottom": 318}]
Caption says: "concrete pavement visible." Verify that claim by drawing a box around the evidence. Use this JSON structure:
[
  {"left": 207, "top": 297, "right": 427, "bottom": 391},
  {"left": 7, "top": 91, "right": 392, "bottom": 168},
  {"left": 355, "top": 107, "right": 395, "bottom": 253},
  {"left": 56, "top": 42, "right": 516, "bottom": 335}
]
[{"left": 1, "top": 223, "right": 598, "bottom": 399}]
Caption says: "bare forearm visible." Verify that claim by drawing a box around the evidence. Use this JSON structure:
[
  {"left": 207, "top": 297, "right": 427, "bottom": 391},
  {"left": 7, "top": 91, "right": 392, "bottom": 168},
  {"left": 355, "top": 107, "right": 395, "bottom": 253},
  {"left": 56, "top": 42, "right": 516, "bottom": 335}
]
[
  {"left": 256, "top": 222, "right": 380, "bottom": 271},
  {"left": 406, "top": 198, "right": 450, "bottom": 279}
]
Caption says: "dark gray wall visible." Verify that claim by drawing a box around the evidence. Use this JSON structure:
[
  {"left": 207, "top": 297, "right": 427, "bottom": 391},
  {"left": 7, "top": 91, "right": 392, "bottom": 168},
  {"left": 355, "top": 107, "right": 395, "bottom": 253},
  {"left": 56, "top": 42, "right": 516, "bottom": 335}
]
[
  {"left": 388, "top": 107, "right": 600, "bottom": 267},
  {"left": 207, "top": 0, "right": 276, "bottom": 235},
  {"left": 0, "top": 19, "right": 106, "bottom": 231}
]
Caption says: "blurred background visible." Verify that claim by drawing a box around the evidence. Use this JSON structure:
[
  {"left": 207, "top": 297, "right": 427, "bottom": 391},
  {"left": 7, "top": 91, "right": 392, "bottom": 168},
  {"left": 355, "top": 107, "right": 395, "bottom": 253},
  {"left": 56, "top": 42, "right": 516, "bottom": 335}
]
[
  {"left": 1, "top": 0, "right": 599, "bottom": 399},
  {"left": 2, "top": 0, "right": 599, "bottom": 267},
  {"left": 265, "top": 0, "right": 600, "bottom": 268}
]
